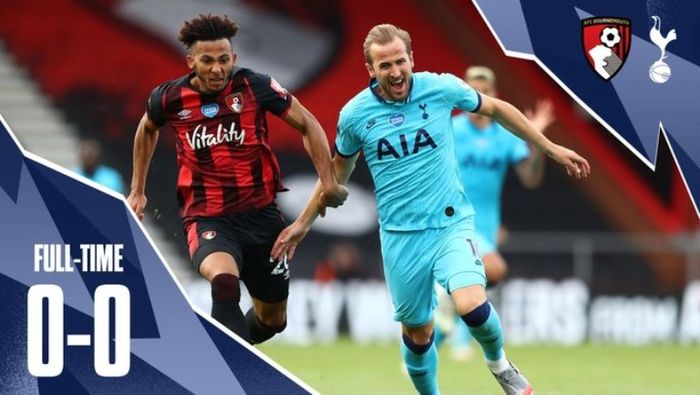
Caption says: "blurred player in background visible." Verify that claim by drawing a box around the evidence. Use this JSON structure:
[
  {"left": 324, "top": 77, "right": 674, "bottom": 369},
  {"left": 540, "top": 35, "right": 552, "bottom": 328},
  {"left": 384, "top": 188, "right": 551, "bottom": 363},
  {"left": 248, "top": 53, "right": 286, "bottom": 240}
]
[
  {"left": 74, "top": 137, "right": 125, "bottom": 194},
  {"left": 127, "top": 14, "right": 347, "bottom": 344},
  {"left": 435, "top": 66, "right": 556, "bottom": 358},
  {"left": 455, "top": 66, "right": 554, "bottom": 285},
  {"left": 272, "top": 24, "right": 588, "bottom": 394},
  {"left": 314, "top": 241, "right": 367, "bottom": 283}
]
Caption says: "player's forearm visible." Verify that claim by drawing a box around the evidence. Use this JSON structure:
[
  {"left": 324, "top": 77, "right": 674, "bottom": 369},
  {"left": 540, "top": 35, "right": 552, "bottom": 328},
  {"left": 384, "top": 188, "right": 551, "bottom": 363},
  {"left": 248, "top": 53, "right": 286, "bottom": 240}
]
[
  {"left": 301, "top": 122, "right": 337, "bottom": 192},
  {"left": 492, "top": 100, "right": 556, "bottom": 155},
  {"left": 130, "top": 123, "right": 159, "bottom": 194},
  {"left": 295, "top": 181, "right": 324, "bottom": 228},
  {"left": 294, "top": 155, "right": 355, "bottom": 228}
]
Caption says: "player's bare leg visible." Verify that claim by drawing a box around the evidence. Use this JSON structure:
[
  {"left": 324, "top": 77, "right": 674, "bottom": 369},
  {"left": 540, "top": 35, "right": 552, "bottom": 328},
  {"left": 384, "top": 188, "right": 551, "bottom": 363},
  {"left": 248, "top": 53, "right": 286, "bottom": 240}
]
[
  {"left": 401, "top": 321, "right": 439, "bottom": 395},
  {"left": 452, "top": 285, "right": 532, "bottom": 395},
  {"left": 246, "top": 298, "right": 288, "bottom": 344},
  {"left": 435, "top": 252, "right": 508, "bottom": 362},
  {"left": 199, "top": 252, "right": 250, "bottom": 342}
]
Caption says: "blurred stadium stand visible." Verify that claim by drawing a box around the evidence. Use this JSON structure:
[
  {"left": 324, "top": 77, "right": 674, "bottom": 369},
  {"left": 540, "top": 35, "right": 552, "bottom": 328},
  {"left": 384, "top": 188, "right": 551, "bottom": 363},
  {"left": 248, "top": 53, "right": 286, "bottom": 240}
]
[
  {"left": 0, "top": 43, "right": 80, "bottom": 169},
  {"left": 0, "top": 41, "right": 195, "bottom": 287},
  {"left": 1, "top": 0, "right": 698, "bottom": 344}
]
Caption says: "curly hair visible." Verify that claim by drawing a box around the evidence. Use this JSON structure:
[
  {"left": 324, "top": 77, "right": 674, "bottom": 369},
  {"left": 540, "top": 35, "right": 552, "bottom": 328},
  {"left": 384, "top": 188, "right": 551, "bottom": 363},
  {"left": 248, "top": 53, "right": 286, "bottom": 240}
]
[{"left": 178, "top": 14, "right": 239, "bottom": 49}]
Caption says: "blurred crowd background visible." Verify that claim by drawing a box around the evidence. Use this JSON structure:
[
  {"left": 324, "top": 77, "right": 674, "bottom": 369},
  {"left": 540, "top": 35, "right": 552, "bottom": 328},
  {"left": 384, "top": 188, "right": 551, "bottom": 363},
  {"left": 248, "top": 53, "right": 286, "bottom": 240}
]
[{"left": 2, "top": 0, "right": 699, "bottom": 346}]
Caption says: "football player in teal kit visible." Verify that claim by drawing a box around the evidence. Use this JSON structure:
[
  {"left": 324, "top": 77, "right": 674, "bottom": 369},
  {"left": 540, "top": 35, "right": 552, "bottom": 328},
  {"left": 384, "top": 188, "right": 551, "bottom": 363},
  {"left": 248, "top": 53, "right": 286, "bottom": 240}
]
[{"left": 272, "top": 24, "right": 589, "bottom": 395}]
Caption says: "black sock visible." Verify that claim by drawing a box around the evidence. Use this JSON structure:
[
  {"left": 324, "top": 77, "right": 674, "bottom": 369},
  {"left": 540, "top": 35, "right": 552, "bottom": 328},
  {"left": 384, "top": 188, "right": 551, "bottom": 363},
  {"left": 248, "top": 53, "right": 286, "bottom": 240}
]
[
  {"left": 245, "top": 308, "right": 286, "bottom": 345},
  {"left": 211, "top": 274, "right": 249, "bottom": 342}
]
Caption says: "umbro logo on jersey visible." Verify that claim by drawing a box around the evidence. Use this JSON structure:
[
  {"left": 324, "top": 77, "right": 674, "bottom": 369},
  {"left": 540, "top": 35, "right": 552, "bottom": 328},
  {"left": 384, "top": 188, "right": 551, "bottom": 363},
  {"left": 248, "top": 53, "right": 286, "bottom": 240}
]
[
  {"left": 270, "top": 255, "right": 289, "bottom": 279},
  {"left": 178, "top": 109, "right": 192, "bottom": 120},
  {"left": 201, "top": 103, "right": 220, "bottom": 118}
]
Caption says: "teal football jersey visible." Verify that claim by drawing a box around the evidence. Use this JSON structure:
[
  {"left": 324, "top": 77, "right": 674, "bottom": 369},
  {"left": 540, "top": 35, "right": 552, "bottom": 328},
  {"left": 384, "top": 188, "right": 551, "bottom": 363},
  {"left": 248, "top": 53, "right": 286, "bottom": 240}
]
[
  {"left": 336, "top": 72, "right": 481, "bottom": 231},
  {"left": 452, "top": 114, "right": 529, "bottom": 246}
]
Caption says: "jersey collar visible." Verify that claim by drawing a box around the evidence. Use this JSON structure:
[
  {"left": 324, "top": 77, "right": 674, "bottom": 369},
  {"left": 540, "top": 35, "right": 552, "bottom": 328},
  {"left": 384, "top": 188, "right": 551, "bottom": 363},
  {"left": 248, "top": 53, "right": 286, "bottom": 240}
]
[{"left": 369, "top": 77, "right": 414, "bottom": 105}]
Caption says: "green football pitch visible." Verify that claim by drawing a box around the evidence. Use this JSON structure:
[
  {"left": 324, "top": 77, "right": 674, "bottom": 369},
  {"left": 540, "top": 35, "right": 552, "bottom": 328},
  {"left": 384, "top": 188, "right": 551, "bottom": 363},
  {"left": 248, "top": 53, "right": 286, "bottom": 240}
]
[{"left": 259, "top": 339, "right": 700, "bottom": 394}]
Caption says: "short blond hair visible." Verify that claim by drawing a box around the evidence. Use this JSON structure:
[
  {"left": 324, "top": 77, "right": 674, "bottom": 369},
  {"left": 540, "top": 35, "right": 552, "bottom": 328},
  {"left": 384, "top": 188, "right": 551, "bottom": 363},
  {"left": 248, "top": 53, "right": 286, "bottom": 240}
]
[
  {"left": 363, "top": 24, "right": 412, "bottom": 64},
  {"left": 465, "top": 66, "right": 496, "bottom": 83}
]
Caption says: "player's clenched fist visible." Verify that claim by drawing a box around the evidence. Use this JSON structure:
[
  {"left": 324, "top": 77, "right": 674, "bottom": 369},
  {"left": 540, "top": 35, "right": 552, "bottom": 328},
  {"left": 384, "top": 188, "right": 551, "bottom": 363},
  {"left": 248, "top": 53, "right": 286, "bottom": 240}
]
[
  {"left": 319, "top": 183, "right": 349, "bottom": 216},
  {"left": 322, "top": 182, "right": 349, "bottom": 207},
  {"left": 126, "top": 192, "right": 147, "bottom": 221}
]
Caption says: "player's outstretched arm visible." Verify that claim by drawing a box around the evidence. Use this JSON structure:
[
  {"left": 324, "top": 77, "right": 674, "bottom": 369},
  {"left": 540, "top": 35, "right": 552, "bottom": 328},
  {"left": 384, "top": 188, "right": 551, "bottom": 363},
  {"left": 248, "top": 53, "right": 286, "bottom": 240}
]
[
  {"left": 270, "top": 153, "right": 359, "bottom": 261},
  {"left": 516, "top": 99, "right": 556, "bottom": 188},
  {"left": 478, "top": 95, "right": 590, "bottom": 179},
  {"left": 282, "top": 97, "right": 348, "bottom": 208},
  {"left": 126, "top": 113, "right": 159, "bottom": 221}
]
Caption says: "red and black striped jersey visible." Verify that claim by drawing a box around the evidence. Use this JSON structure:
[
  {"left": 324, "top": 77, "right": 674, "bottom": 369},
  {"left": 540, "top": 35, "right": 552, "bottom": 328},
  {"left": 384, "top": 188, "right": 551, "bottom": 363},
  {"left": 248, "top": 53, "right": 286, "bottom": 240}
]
[{"left": 146, "top": 67, "right": 292, "bottom": 220}]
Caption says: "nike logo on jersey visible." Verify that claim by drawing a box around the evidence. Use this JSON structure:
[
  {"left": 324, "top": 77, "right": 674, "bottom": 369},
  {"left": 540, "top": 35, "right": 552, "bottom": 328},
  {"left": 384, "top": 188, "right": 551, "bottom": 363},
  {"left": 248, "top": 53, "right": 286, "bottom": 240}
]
[{"left": 186, "top": 121, "right": 245, "bottom": 150}]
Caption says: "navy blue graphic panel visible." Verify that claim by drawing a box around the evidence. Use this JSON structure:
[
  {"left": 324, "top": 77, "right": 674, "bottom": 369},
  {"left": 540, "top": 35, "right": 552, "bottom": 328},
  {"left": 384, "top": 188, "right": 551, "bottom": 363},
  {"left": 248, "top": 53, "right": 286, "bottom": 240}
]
[
  {"left": 475, "top": 0, "right": 700, "bottom": 215},
  {"left": 198, "top": 314, "right": 309, "bottom": 395}
]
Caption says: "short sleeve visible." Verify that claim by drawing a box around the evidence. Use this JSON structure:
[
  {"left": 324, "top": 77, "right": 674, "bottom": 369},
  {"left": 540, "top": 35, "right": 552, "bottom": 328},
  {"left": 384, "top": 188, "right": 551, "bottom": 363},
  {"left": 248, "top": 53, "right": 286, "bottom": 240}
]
[
  {"left": 246, "top": 71, "right": 293, "bottom": 116},
  {"left": 334, "top": 110, "right": 362, "bottom": 157},
  {"left": 509, "top": 134, "right": 530, "bottom": 164},
  {"left": 146, "top": 83, "right": 169, "bottom": 127},
  {"left": 440, "top": 73, "right": 481, "bottom": 113}
]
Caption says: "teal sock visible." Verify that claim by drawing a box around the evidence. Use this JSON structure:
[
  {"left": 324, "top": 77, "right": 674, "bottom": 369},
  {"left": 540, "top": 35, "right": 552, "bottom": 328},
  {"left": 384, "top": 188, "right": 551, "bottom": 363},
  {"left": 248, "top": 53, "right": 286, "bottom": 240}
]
[
  {"left": 401, "top": 333, "right": 440, "bottom": 395},
  {"left": 461, "top": 302, "right": 504, "bottom": 361}
]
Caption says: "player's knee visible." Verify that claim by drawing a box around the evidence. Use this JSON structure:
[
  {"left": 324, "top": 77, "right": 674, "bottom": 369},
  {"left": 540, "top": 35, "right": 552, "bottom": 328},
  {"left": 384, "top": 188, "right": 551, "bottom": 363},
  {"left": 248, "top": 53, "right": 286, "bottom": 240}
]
[
  {"left": 267, "top": 319, "right": 287, "bottom": 334},
  {"left": 260, "top": 318, "right": 287, "bottom": 334},
  {"left": 249, "top": 308, "right": 287, "bottom": 335},
  {"left": 402, "top": 331, "right": 434, "bottom": 354},
  {"left": 451, "top": 285, "right": 487, "bottom": 316},
  {"left": 258, "top": 309, "right": 287, "bottom": 330},
  {"left": 199, "top": 251, "right": 240, "bottom": 281},
  {"left": 211, "top": 273, "right": 241, "bottom": 303},
  {"left": 403, "top": 324, "right": 434, "bottom": 346}
]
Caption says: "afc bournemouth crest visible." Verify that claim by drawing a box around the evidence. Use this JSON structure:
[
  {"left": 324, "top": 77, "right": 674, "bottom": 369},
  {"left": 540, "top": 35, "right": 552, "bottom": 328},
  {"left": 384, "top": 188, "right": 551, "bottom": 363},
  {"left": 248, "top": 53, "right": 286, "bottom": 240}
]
[
  {"left": 582, "top": 17, "right": 631, "bottom": 80},
  {"left": 225, "top": 93, "right": 244, "bottom": 113}
]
